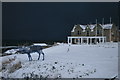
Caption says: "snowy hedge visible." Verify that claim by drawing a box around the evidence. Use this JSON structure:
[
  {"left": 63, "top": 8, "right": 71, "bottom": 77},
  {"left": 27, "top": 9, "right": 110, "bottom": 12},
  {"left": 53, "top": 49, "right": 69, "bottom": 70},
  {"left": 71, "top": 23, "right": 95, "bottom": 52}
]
[{"left": 1, "top": 56, "right": 22, "bottom": 78}]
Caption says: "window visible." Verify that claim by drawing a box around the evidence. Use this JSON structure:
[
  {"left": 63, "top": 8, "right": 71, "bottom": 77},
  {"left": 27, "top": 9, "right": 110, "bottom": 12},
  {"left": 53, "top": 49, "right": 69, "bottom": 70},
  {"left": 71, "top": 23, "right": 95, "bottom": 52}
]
[
  {"left": 87, "top": 31, "right": 89, "bottom": 36},
  {"left": 97, "top": 30, "right": 99, "bottom": 34},
  {"left": 97, "top": 30, "right": 102, "bottom": 35},
  {"left": 112, "top": 32, "right": 114, "bottom": 36},
  {"left": 77, "top": 31, "right": 81, "bottom": 35}
]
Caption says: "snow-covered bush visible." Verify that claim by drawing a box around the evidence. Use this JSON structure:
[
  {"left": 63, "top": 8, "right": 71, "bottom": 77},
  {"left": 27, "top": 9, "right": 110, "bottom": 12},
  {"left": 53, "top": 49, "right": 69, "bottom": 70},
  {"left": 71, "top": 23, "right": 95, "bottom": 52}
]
[
  {"left": 1, "top": 56, "right": 22, "bottom": 73},
  {"left": 4, "top": 49, "right": 19, "bottom": 55}
]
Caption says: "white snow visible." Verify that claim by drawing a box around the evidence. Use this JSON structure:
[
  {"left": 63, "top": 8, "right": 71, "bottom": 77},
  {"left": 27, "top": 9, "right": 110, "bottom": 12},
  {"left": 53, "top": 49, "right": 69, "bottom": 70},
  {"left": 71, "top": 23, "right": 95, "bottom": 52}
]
[
  {"left": 0, "top": 42, "right": 118, "bottom": 78},
  {"left": 80, "top": 25, "right": 87, "bottom": 30},
  {"left": 88, "top": 24, "right": 96, "bottom": 30},
  {"left": 71, "top": 24, "right": 87, "bottom": 32},
  {"left": 71, "top": 25, "right": 77, "bottom": 32},
  {"left": 71, "top": 24, "right": 113, "bottom": 32},
  {"left": 101, "top": 24, "right": 113, "bottom": 29},
  {"left": 33, "top": 43, "right": 47, "bottom": 46},
  {"left": 4, "top": 49, "right": 19, "bottom": 54}
]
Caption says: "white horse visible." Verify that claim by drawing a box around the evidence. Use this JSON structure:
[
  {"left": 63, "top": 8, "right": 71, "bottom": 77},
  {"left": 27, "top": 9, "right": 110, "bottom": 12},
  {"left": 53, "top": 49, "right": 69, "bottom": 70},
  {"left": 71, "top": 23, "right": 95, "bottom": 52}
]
[{"left": 16, "top": 45, "right": 44, "bottom": 61}]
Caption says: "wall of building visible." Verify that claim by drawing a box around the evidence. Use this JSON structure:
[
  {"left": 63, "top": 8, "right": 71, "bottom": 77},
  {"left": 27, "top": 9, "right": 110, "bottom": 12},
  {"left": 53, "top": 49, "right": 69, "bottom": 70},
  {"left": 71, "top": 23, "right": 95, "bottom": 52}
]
[{"left": 71, "top": 24, "right": 119, "bottom": 42}]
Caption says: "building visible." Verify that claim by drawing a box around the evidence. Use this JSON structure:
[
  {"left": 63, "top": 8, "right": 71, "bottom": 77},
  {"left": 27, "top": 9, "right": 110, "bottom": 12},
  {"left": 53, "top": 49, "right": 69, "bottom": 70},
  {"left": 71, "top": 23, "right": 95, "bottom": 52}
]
[{"left": 68, "top": 23, "right": 119, "bottom": 44}]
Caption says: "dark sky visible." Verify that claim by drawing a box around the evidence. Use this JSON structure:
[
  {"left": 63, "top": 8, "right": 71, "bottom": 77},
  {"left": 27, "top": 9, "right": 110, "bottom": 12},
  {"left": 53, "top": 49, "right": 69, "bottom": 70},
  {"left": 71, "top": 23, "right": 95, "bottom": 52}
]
[{"left": 2, "top": 2, "right": 119, "bottom": 42}]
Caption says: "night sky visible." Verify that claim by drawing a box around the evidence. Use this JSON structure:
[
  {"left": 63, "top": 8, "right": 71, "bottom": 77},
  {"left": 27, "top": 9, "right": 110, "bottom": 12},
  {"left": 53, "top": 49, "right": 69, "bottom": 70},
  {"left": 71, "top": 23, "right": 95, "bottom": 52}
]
[{"left": 2, "top": 2, "right": 119, "bottom": 42}]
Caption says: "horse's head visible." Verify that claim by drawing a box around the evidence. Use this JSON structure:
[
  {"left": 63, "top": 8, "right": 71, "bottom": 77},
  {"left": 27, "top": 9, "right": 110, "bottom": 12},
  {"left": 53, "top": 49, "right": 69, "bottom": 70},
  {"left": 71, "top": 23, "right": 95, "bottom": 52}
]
[{"left": 15, "top": 46, "right": 30, "bottom": 54}]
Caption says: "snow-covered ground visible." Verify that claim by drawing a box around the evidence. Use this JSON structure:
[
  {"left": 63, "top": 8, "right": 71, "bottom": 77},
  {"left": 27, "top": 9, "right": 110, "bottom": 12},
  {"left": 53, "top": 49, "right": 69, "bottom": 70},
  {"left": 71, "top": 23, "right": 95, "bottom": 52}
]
[{"left": 0, "top": 42, "right": 118, "bottom": 78}]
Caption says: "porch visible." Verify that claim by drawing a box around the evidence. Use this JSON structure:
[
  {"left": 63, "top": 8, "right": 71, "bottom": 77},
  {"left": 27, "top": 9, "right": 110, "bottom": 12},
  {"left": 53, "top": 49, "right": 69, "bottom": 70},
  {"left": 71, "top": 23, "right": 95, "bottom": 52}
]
[{"left": 67, "top": 36, "right": 106, "bottom": 44}]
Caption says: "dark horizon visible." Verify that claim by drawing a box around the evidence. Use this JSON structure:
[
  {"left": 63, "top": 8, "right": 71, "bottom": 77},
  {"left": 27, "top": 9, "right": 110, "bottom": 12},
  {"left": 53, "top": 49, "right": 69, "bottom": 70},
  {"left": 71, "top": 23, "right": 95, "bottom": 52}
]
[{"left": 2, "top": 2, "right": 119, "bottom": 42}]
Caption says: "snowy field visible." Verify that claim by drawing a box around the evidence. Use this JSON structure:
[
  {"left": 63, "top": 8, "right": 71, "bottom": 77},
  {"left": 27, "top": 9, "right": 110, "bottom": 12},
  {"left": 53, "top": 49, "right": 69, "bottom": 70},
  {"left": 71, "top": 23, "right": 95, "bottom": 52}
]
[{"left": 0, "top": 42, "right": 118, "bottom": 78}]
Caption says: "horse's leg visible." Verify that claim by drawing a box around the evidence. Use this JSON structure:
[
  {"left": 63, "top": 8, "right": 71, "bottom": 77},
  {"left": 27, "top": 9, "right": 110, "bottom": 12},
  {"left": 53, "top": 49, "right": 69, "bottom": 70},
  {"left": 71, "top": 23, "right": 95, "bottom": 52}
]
[
  {"left": 27, "top": 53, "right": 32, "bottom": 61},
  {"left": 30, "top": 54, "right": 32, "bottom": 61},
  {"left": 41, "top": 50, "right": 45, "bottom": 61},
  {"left": 37, "top": 51, "right": 41, "bottom": 60},
  {"left": 30, "top": 53, "right": 32, "bottom": 61},
  {"left": 29, "top": 51, "right": 33, "bottom": 61},
  {"left": 27, "top": 53, "right": 30, "bottom": 61},
  {"left": 37, "top": 50, "right": 44, "bottom": 61}
]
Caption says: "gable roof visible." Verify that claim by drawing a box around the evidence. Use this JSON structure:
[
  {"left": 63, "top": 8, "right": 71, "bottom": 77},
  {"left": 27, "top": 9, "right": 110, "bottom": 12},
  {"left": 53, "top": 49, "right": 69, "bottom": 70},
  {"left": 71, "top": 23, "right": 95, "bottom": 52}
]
[
  {"left": 101, "top": 24, "right": 113, "bottom": 29},
  {"left": 79, "top": 25, "right": 87, "bottom": 30},
  {"left": 71, "top": 25, "right": 77, "bottom": 32},
  {"left": 88, "top": 24, "right": 96, "bottom": 30},
  {"left": 71, "top": 24, "right": 85, "bottom": 32}
]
